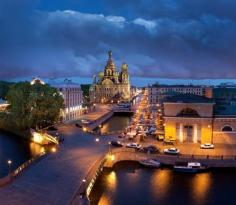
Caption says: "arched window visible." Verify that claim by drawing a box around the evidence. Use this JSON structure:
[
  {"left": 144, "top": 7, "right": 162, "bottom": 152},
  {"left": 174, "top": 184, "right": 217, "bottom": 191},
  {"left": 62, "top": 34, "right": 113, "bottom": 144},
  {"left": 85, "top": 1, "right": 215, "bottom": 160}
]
[
  {"left": 177, "top": 108, "right": 200, "bottom": 117},
  {"left": 222, "top": 125, "right": 233, "bottom": 132}
]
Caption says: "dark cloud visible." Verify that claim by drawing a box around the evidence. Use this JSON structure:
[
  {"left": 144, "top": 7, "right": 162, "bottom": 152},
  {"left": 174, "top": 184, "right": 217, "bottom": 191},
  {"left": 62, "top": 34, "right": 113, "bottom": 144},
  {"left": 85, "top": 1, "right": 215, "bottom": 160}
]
[{"left": 0, "top": 0, "right": 236, "bottom": 80}]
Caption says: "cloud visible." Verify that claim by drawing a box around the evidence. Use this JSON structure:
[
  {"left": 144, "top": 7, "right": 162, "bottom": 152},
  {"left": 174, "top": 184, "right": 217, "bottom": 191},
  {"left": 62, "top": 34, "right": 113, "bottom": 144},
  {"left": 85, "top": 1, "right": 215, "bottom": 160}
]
[{"left": 0, "top": 0, "right": 236, "bottom": 80}]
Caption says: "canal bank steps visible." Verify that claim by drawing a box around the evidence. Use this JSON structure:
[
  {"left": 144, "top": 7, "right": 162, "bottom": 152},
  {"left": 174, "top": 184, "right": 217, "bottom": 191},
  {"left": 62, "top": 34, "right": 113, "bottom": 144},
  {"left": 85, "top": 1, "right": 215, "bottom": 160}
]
[{"left": 69, "top": 149, "right": 236, "bottom": 205}]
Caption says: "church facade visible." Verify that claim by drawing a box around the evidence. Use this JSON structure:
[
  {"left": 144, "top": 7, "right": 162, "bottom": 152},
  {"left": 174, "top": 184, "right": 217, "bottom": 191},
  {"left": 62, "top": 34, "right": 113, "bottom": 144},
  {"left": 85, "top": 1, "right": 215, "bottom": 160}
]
[{"left": 89, "top": 51, "right": 130, "bottom": 103}]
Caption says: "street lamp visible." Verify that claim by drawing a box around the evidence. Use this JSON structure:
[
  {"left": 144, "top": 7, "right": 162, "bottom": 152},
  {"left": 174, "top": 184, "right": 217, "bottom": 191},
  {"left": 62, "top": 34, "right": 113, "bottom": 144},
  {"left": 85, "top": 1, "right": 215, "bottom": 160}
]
[
  {"left": 95, "top": 138, "right": 100, "bottom": 142},
  {"left": 51, "top": 147, "right": 57, "bottom": 153},
  {"left": 108, "top": 141, "right": 111, "bottom": 155},
  {"left": 7, "top": 160, "right": 12, "bottom": 175}
]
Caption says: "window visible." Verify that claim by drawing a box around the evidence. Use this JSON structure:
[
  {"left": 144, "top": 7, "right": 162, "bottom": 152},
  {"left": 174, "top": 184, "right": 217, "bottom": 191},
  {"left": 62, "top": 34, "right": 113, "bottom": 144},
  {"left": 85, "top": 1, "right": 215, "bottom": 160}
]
[
  {"left": 177, "top": 108, "right": 200, "bottom": 117},
  {"left": 222, "top": 125, "right": 233, "bottom": 132}
]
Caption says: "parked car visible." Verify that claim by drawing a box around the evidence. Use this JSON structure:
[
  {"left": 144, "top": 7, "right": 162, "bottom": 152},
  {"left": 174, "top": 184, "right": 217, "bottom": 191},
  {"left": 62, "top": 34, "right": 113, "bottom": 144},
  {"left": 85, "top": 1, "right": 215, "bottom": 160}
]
[
  {"left": 118, "top": 133, "right": 125, "bottom": 138},
  {"left": 126, "top": 143, "right": 141, "bottom": 149},
  {"left": 111, "top": 140, "right": 123, "bottom": 147},
  {"left": 200, "top": 143, "right": 214, "bottom": 149},
  {"left": 164, "top": 147, "right": 180, "bottom": 155},
  {"left": 157, "top": 135, "right": 164, "bottom": 141},
  {"left": 139, "top": 145, "right": 160, "bottom": 154}
]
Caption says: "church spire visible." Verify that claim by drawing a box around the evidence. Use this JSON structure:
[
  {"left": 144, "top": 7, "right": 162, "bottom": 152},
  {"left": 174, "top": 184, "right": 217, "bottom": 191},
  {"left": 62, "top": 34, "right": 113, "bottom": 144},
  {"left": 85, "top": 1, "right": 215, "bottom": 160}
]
[{"left": 108, "top": 50, "right": 112, "bottom": 59}]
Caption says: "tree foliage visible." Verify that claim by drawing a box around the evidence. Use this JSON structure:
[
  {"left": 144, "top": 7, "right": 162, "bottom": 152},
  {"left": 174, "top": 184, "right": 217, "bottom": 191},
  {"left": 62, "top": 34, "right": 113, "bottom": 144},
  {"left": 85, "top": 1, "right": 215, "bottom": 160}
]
[
  {"left": 6, "top": 82, "right": 64, "bottom": 130},
  {"left": 81, "top": 84, "right": 91, "bottom": 103},
  {"left": 0, "top": 81, "right": 14, "bottom": 99}
]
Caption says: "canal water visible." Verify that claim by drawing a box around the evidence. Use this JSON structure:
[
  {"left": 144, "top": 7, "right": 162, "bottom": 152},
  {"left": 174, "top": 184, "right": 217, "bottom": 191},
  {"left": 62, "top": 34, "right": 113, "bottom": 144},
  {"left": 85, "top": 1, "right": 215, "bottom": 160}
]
[
  {"left": 0, "top": 131, "right": 43, "bottom": 177},
  {"left": 99, "top": 113, "right": 132, "bottom": 134},
  {"left": 90, "top": 162, "right": 236, "bottom": 205}
]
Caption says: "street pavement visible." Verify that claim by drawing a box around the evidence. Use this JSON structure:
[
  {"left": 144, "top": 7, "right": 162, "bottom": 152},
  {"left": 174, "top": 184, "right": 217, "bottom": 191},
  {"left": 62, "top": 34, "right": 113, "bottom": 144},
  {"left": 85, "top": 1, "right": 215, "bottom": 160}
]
[
  {"left": 0, "top": 125, "right": 114, "bottom": 205},
  {"left": 120, "top": 136, "right": 236, "bottom": 156}
]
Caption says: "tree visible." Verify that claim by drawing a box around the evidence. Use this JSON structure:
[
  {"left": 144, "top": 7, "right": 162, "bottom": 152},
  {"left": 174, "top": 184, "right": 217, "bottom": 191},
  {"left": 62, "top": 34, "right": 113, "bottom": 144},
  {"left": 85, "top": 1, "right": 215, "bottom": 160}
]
[
  {"left": 6, "top": 81, "right": 64, "bottom": 130},
  {"left": 0, "top": 81, "right": 14, "bottom": 99},
  {"left": 81, "top": 84, "right": 91, "bottom": 104}
]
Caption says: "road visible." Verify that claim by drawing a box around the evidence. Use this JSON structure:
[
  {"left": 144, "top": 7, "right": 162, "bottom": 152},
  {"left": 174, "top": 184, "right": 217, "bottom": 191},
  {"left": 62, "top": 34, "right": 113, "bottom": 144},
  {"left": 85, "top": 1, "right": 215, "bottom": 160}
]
[{"left": 0, "top": 125, "right": 114, "bottom": 205}]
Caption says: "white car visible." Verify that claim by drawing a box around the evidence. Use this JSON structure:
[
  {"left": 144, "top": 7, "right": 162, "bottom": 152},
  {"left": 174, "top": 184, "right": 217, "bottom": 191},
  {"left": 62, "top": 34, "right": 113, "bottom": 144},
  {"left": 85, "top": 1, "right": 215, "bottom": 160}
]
[
  {"left": 200, "top": 143, "right": 214, "bottom": 149},
  {"left": 126, "top": 143, "right": 141, "bottom": 149},
  {"left": 164, "top": 147, "right": 180, "bottom": 155}
]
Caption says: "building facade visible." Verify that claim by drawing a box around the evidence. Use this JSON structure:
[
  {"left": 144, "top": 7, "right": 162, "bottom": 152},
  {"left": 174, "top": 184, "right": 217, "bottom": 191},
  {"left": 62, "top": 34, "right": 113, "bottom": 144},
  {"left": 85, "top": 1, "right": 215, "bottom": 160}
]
[
  {"left": 89, "top": 51, "right": 130, "bottom": 103},
  {"left": 163, "top": 94, "right": 236, "bottom": 144},
  {"left": 51, "top": 79, "right": 84, "bottom": 121},
  {"left": 148, "top": 84, "right": 213, "bottom": 104}
]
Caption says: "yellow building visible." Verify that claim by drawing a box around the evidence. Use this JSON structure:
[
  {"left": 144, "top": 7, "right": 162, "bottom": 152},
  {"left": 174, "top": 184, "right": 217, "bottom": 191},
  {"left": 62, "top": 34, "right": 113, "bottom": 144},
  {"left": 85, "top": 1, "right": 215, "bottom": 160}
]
[
  {"left": 163, "top": 94, "right": 236, "bottom": 144},
  {"left": 89, "top": 51, "right": 130, "bottom": 103}
]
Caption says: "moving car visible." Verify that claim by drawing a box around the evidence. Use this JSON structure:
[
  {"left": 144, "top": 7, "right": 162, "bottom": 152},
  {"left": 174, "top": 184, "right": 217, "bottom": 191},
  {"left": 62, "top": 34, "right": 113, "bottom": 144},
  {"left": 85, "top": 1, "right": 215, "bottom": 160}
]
[
  {"left": 126, "top": 143, "right": 141, "bottom": 149},
  {"left": 111, "top": 140, "right": 123, "bottom": 147},
  {"left": 164, "top": 147, "right": 180, "bottom": 155},
  {"left": 200, "top": 143, "right": 214, "bottom": 149}
]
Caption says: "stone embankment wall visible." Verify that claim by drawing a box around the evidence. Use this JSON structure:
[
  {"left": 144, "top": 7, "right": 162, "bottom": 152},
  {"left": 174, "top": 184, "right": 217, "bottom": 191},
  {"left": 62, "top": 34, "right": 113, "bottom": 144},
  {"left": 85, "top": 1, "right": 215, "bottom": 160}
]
[{"left": 105, "top": 150, "right": 236, "bottom": 168}]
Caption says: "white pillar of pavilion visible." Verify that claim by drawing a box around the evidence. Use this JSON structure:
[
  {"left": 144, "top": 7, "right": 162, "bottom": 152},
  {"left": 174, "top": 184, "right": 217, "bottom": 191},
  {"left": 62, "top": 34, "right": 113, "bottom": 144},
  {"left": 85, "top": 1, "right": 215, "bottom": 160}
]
[
  {"left": 179, "top": 123, "right": 184, "bottom": 142},
  {"left": 193, "top": 124, "right": 198, "bottom": 143}
]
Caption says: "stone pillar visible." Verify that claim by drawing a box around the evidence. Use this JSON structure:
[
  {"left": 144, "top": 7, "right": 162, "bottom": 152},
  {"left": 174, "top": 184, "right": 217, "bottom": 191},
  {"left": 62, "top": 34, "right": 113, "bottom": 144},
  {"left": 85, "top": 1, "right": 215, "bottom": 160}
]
[
  {"left": 179, "top": 123, "right": 184, "bottom": 142},
  {"left": 193, "top": 124, "right": 198, "bottom": 143}
]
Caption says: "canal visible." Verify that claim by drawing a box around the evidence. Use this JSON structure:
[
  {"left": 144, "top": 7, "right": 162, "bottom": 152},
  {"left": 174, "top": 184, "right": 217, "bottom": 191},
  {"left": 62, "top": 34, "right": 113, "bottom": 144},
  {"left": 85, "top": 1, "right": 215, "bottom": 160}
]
[
  {"left": 97, "top": 113, "right": 132, "bottom": 134},
  {"left": 0, "top": 131, "right": 43, "bottom": 177},
  {"left": 90, "top": 162, "right": 236, "bottom": 205}
]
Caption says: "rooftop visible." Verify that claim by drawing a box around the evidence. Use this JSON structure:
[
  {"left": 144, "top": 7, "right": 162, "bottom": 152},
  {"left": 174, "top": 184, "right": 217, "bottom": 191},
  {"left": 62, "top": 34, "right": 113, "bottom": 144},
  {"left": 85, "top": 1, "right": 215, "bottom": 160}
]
[
  {"left": 214, "top": 104, "right": 236, "bottom": 117},
  {"left": 164, "top": 94, "right": 214, "bottom": 104}
]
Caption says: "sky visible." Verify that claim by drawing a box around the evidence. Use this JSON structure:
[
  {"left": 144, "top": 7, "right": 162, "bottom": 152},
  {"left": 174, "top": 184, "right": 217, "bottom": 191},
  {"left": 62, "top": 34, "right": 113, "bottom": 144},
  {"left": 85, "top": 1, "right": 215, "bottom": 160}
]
[{"left": 1, "top": 0, "right": 236, "bottom": 84}]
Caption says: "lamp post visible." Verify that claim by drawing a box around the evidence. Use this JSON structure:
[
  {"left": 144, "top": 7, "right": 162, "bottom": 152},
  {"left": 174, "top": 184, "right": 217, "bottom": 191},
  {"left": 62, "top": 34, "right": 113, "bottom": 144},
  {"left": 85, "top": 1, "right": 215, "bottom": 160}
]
[
  {"left": 7, "top": 160, "right": 12, "bottom": 176},
  {"left": 108, "top": 141, "right": 111, "bottom": 155}
]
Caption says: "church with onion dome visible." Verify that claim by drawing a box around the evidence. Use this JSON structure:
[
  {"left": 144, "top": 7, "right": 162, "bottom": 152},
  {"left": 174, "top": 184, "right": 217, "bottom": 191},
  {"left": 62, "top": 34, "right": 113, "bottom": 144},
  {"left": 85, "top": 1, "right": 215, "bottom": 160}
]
[{"left": 89, "top": 51, "right": 131, "bottom": 103}]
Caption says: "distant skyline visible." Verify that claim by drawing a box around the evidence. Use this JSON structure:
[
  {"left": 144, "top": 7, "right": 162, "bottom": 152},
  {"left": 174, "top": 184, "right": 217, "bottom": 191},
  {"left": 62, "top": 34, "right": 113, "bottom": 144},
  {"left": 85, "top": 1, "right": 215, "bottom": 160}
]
[
  {"left": 7, "top": 76, "right": 236, "bottom": 87},
  {"left": 1, "top": 0, "right": 236, "bottom": 80}
]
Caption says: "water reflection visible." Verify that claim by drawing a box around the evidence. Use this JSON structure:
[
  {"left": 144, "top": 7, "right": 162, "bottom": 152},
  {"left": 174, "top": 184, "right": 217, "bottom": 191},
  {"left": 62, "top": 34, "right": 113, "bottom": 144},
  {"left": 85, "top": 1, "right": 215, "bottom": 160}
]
[
  {"left": 151, "top": 169, "right": 172, "bottom": 199},
  {"left": 90, "top": 162, "right": 236, "bottom": 205},
  {"left": 106, "top": 171, "right": 117, "bottom": 191},
  {"left": 192, "top": 173, "right": 212, "bottom": 204},
  {"left": 29, "top": 142, "right": 44, "bottom": 157},
  {"left": 0, "top": 131, "right": 43, "bottom": 177},
  {"left": 99, "top": 114, "right": 131, "bottom": 134}
]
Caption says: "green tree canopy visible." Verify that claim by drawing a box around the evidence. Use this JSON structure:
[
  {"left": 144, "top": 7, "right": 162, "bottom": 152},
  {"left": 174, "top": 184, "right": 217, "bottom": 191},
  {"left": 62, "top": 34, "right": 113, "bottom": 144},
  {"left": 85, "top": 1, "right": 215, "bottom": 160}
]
[
  {"left": 0, "top": 81, "right": 14, "bottom": 99},
  {"left": 6, "top": 81, "right": 64, "bottom": 130}
]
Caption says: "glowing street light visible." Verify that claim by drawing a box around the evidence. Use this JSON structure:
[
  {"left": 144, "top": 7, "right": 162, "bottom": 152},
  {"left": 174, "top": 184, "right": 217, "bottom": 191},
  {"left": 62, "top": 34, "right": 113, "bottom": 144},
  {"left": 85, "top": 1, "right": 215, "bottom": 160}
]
[
  {"left": 51, "top": 147, "right": 57, "bottom": 153},
  {"left": 95, "top": 138, "right": 100, "bottom": 142},
  {"left": 7, "top": 160, "right": 12, "bottom": 175}
]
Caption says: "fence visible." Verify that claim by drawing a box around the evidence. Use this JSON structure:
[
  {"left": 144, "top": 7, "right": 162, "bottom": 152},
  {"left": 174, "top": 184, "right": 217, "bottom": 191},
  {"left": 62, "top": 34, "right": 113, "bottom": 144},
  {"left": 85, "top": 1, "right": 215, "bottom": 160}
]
[
  {"left": 69, "top": 154, "right": 107, "bottom": 205},
  {"left": 0, "top": 151, "right": 46, "bottom": 187}
]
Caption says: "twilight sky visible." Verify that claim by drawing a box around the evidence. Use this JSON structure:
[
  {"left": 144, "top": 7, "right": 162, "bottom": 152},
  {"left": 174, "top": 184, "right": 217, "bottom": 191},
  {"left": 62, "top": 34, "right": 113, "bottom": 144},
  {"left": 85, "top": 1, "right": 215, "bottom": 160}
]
[{"left": 1, "top": 0, "right": 236, "bottom": 80}]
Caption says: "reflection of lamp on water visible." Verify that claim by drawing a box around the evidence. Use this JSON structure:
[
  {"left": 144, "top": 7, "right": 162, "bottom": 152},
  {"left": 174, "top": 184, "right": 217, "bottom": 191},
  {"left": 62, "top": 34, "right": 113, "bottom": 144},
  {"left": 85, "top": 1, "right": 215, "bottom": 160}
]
[
  {"left": 110, "top": 154, "right": 115, "bottom": 161},
  {"left": 40, "top": 147, "right": 45, "bottom": 154},
  {"left": 7, "top": 160, "right": 12, "bottom": 175}
]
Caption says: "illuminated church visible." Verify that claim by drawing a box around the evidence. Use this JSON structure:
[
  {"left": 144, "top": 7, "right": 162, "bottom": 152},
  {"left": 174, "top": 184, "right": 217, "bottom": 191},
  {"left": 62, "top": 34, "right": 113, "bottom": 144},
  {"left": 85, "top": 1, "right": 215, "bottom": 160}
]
[{"left": 89, "top": 51, "right": 130, "bottom": 103}]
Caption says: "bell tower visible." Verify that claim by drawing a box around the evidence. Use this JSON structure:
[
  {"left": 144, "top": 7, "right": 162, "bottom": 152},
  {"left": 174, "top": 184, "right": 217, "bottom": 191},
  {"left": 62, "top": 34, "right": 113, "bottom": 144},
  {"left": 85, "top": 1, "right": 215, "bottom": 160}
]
[{"left": 104, "top": 50, "right": 116, "bottom": 77}]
